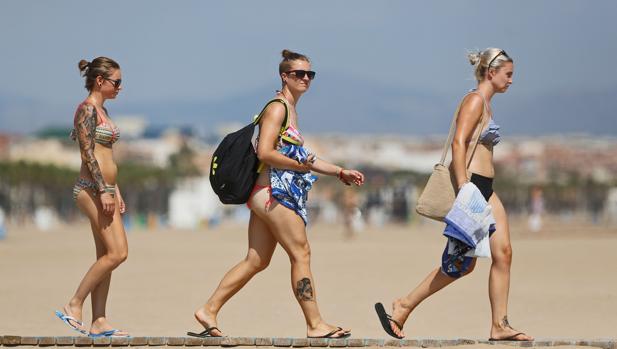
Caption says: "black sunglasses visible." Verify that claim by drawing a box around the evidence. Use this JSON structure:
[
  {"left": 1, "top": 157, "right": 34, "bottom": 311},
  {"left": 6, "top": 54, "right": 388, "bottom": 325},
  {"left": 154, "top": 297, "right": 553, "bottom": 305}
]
[
  {"left": 104, "top": 77, "right": 122, "bottom": 88},
  {"left": 487, "top": 50, "right": 508, "bottom": 70},
  {"left": 286, "top": 70, "right": 316, "bottom": 80}
]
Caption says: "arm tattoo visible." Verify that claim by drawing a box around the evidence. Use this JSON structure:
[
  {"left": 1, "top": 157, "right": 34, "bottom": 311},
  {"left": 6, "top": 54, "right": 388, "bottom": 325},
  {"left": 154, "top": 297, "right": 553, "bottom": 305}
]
[
  {"left": 295, "top": 277, "right": 314, "bottom": 301},
  {"left": 75, "top": 104, "right": 105, "bottom": 192}
]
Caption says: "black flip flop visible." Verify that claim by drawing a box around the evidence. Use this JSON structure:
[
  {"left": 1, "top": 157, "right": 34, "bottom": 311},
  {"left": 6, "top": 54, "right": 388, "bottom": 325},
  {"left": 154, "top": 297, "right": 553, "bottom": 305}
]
[
  {"left": 307, "top": 327, "right": 351, "bottom": 339},
  {"left": 374, "top": 302, "right": 404, "bottom": 339},
  {"left": 489, "top": 332, "right": 529, "bottom": 341},
  {"left": 187, "top": 327, "right": 223, "bottom": 338}
]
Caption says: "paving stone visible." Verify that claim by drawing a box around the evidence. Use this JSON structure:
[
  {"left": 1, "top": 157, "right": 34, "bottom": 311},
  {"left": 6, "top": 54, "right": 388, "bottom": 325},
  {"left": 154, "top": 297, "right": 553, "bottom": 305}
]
[
  {"left": 74, "top": 336, "right": 94, "bottom": 346},
  {"left": 147, "top": 337, "right": 166, "bottom": 346},
  {"left": 365, "top": 339, "right": 384, "bottom": 347},
  {"left": 309, "top": 338, "right": 329, "bottom": 347},
  {"left": 166, "top": 337, "right": 186, "bottom": 346},
  {"left": 457, "top": 339, "right": 477, "bottom": 345},
  {"left": 221, "top": 337, "right": 254, "bottom": 346},
  {"left": 92, "top": 337, "right": 111, "bottom": 346},
  {"left": 531, "top": 340, "right": 552, "bottom": 347},
  {"left": 329, "top": 339, "right": 348, "bottom": 347},
  {"left": 292, "top": 338, "right": 310, "bottom": 347},
  {"left": 419, "top": 339, "right": 440, "bottom": 347},
  {"left": 346, "top": 338, "right": 364, "bottom": 347},
  {"left": 184, "top": 337, "right": 204, "bottom": 346},
  {"left": 110, "top": 336, "right": 129, "bottom": 346},
  {"left": 383, "top": 339, "right": 401, "bottom": 347},
  {"left": 20, "top": 337, "right": 39, "bottom": 346},
  {"left": 203, "top": 336, "right": 224, "bottom": 346},
  {"left": 256, "top": 337, "right": 274, "bottom": 346},
  {"left": 38, "top": 337, "right": 56, "bottom": 346},
  {"left": 2, "top": 336, "right": 21, "bottom": 346},
  {"left": 400, "top": 339, "right": 420, "bottom": 347},
  {"left": 56, "top": 336, "right": 75, "bottom": 346},
  {"left": 273, "top": 338, "right": 293, "bottom": 347},
  {"left": 590, "top": 340, "right": 612, "bottom": 349},
  {"left": 129, "top": 337, "right": 148, "bottom": 346},
  {"left": 234, "top": 337, "right": 256, "bottom": 346},
  {"left": 552, "top": 339, "right": 575, "bottom": 346}
]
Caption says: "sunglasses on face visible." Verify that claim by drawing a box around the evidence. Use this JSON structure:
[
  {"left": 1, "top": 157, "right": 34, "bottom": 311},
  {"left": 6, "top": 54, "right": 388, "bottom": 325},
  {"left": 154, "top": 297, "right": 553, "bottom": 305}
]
[
  {"left": 104, "top": 77, "right": 122, "bottom": 89},
  {"left": 286, "top": 70, "right": 316, "bottom": 80}
]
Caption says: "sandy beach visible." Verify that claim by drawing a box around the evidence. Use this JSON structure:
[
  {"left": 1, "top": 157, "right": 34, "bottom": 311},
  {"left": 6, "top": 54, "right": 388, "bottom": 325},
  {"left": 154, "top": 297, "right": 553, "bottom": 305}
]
[{"left": 1, "top": 216, "right": 615, "bottom": 348}]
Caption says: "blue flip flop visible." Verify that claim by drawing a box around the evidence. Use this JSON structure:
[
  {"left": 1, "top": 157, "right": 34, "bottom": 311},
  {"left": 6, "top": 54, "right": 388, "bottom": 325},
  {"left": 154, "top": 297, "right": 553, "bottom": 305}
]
[
  {"left": 88, "top": 329, "right": 130, "bottom": 338},
  {"left": 55, "top": 310, "right": 87, "bottom": 335}
]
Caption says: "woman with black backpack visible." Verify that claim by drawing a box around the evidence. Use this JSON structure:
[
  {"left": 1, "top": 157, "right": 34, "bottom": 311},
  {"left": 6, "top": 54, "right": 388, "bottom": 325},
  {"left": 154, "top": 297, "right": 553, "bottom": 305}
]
[{"left": 189, "top": 49, "right": 364, "bottom": 339}]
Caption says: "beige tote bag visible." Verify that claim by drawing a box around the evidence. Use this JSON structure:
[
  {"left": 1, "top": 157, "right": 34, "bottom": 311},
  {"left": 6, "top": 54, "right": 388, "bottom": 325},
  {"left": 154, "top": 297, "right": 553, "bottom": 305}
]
[{"left": 415, "top": 92, "right": 489, "bottom": 221}]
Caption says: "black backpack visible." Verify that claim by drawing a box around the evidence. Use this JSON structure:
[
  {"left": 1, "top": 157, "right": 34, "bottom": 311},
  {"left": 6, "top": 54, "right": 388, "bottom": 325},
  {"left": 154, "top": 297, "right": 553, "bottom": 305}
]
[{"left": 209, "top": 99, "right": 289, "bottom": 204}]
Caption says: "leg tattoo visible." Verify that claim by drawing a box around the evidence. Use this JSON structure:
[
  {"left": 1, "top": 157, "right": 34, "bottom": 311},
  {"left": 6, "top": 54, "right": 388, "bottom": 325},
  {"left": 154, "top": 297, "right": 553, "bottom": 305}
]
[
  {"left": 501, "top": 316, "right": 512, "bottom": 329},
  {"left": 296, "top": 278, "right": 314, "bottom": 301}
]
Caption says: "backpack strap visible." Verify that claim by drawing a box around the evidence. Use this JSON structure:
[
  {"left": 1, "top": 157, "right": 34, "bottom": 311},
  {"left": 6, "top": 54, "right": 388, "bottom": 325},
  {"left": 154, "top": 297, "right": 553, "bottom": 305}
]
[
  {"left": 253, "top": 99, "right": 291, "bottom": 174},
  {"left": 253, "top": 98, "right": 290, "bottom": 135}
]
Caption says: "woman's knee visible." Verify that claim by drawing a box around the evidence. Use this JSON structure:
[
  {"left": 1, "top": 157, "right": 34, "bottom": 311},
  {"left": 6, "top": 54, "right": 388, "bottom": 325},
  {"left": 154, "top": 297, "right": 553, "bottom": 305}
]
[
  {"left": 289, "top": 243, "right": 311, "bottom": 265},
  {"left": 493, "top": 244, "right": 512, "bottom": 265},
  {"left": 245, "top": 251, "right": 271, "bottom": 272},
  {"left": 106, "top": 250, "right": 128, "bottom": 268}
]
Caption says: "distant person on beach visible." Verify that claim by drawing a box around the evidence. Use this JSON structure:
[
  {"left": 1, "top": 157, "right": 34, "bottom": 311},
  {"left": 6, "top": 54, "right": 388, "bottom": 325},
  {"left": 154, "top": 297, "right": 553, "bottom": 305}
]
[
  {"left": 528, "top": 186, "right": 545, "bottom": 232},
  {"left": 55, "top": 57, "right": 129, "bottom": 338},
  {"left": 189, "top": 50, "right": 364, "bottom": 339},
  {"left": 375, "top": 48, "right": 533, "bottom": 342}
]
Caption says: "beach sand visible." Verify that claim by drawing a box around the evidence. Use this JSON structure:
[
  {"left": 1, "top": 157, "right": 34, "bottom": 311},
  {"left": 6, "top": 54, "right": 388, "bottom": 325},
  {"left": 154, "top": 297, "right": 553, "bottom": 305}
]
[{"left": 1, "top": 216, "right": 615, "bottom": 348}]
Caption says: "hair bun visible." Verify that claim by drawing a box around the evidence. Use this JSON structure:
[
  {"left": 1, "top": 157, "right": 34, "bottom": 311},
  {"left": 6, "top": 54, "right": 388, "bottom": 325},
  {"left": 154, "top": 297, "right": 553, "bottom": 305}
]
[
  {"left": 78, "top": 59, "right": 90, "bottom": 73},
  {"left": 281, "top": 49, "right": 294, "bottom": 59},
  {"left": 467, "top": 51, "right": 481, "bottom": 66}
]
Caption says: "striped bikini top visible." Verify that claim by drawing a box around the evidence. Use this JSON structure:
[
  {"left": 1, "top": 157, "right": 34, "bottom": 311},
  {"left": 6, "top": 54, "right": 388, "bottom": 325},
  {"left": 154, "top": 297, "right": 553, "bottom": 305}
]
[
  {"left": 279, "top": 123, "right": 304, "bottom": 146},
  {"left": 71, "top": 103, "right": 120, "bottom": 146}
]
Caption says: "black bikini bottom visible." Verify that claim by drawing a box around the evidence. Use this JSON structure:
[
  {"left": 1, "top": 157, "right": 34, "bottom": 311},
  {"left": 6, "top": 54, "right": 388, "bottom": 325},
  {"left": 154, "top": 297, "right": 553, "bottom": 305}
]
[{"left": 469, "top": 173, "right": 494, "bottom": 201}]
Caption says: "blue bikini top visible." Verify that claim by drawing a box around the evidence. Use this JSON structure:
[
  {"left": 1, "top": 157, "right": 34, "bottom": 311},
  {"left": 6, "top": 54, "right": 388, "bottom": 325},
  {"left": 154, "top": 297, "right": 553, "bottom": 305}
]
[
  {"left": 470, "top": 89, "right": 501, "bottom": 146},
  {"left": 479, "top": 117, "right": 501, "bottom": 146}
]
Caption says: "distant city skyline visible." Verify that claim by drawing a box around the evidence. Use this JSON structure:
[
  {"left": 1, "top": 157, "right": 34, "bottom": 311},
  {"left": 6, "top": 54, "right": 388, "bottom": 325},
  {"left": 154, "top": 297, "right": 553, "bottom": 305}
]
[{"left": 1, "top": 0, "right": 616, "bottom": 135}]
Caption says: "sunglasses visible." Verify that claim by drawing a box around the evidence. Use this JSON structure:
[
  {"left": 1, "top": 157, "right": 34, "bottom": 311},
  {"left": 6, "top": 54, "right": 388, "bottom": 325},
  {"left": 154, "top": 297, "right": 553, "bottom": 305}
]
[
  {"left": 487, "top": 50, "right": 508, "bottom": 69},
  {"left": 104, "top": 77, "right": 122, "bottom": 89},
  {"left": 286, "top": 70, "right": 316, "bottom": 80}
]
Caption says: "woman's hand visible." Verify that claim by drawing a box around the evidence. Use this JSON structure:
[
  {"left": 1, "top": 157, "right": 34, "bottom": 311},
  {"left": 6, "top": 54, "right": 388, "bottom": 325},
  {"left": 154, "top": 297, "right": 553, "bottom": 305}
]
[
  {"left": 295, "top": 153, "right": 316, "bottom": 173},
  {"left": 339, "top": 169, "right": 365, "bottom": 186},
  {"left": 116, "top": 187, "right": 126, "bottom": 214},
  {"left": 100, "top": 192, "right": 115, "bottom": 216}
]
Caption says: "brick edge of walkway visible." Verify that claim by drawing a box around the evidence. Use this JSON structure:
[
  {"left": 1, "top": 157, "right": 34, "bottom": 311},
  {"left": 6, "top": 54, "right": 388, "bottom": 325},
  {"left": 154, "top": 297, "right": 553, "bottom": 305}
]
[{"left": 1, "top": 336, "right": 615, "bottom": 348}]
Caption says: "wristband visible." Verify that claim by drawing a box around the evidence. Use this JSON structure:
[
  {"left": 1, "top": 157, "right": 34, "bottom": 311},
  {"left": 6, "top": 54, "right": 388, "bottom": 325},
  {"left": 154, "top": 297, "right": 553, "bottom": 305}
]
[{"left": 337, "top": 168, "right": 344, "bottom": 179}]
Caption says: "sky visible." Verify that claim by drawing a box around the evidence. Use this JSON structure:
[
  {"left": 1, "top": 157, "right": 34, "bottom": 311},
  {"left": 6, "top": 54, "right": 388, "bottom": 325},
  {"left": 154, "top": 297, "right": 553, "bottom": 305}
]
[{"left": 1, "top": 0, "right": 616, "bottom": 136}]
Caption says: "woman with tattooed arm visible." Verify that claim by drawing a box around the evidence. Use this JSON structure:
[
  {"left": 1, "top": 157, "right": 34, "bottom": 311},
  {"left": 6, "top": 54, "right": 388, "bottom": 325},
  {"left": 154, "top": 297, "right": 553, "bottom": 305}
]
[
  {"left": 54, "top": 57, "right": 129, "bottom": 338},
  {"left": 189, "top": 50, "right": 365, "bottom": 339}
]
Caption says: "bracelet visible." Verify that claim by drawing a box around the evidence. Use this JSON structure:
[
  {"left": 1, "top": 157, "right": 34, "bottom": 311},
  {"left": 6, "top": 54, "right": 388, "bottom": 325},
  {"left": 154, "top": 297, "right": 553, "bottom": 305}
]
[{"left": 337, "top": 168, "right": 345, "bottom": 180}]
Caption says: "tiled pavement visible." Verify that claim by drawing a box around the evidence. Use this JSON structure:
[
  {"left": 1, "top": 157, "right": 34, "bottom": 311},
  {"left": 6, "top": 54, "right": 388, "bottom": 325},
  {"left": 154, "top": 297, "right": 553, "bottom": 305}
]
[{"left": 1, "top": 336, "right": 616, "bottom": 348}]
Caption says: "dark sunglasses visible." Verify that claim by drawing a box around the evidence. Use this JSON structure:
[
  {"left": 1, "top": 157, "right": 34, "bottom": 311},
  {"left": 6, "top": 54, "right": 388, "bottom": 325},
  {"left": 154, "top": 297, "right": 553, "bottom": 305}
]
[
  {"left": 104, "top": 77, "right": 122, "bottom": 88},
  {"left": 286, "top": 70, "right": 316, "bottom": 80},
  {"left": 487, "top": 50, "right": 508, "bottom": 69}
]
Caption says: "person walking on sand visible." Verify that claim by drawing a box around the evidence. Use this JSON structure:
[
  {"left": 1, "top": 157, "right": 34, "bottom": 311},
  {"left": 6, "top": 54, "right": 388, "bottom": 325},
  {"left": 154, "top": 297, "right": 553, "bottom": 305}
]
[
  {"left": 375, "top": 48, "right": 533, "bottom": 342},
  {"left": 55, "top": 57, "right": 129, "bottom": 338},
  {"left": 189, "top": 49, "right": 365, "bottom": 339}
]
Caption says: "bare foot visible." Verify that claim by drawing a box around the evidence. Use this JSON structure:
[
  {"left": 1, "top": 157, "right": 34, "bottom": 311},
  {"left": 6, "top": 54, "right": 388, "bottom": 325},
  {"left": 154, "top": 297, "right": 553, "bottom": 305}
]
[
  {"left": 389, "top": 299, "right": 413, "bottom": 338},
  {"left": 490, "top": 316, "right": 533, "bottom": 341},
  {"left": 307, "top": 322, "right": 350, "bottom": 338},
  {"left": 90, "top": 317, "right": 129, "bottom": 337},
  {"left": 62, "top": 304, "right": 87, "bottom": 333},
  {"left": 194, "top": 307, "right": 224, "bottom": 337}
]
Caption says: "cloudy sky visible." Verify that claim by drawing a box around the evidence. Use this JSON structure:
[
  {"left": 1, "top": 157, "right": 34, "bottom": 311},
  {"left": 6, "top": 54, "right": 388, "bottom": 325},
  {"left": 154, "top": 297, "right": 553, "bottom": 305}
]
[{"left": 1, "top": 0, "right": 616, "bottom": 136}]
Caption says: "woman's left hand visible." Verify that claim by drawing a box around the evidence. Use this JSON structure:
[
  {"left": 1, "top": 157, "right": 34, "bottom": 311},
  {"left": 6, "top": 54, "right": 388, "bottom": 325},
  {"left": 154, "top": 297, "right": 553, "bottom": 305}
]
[
  {"left": 339, "top": 169, "right": 365, "bottom": 186},
  {"left": 116, "top": 187, "right": 126, "bottom": 214}
]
